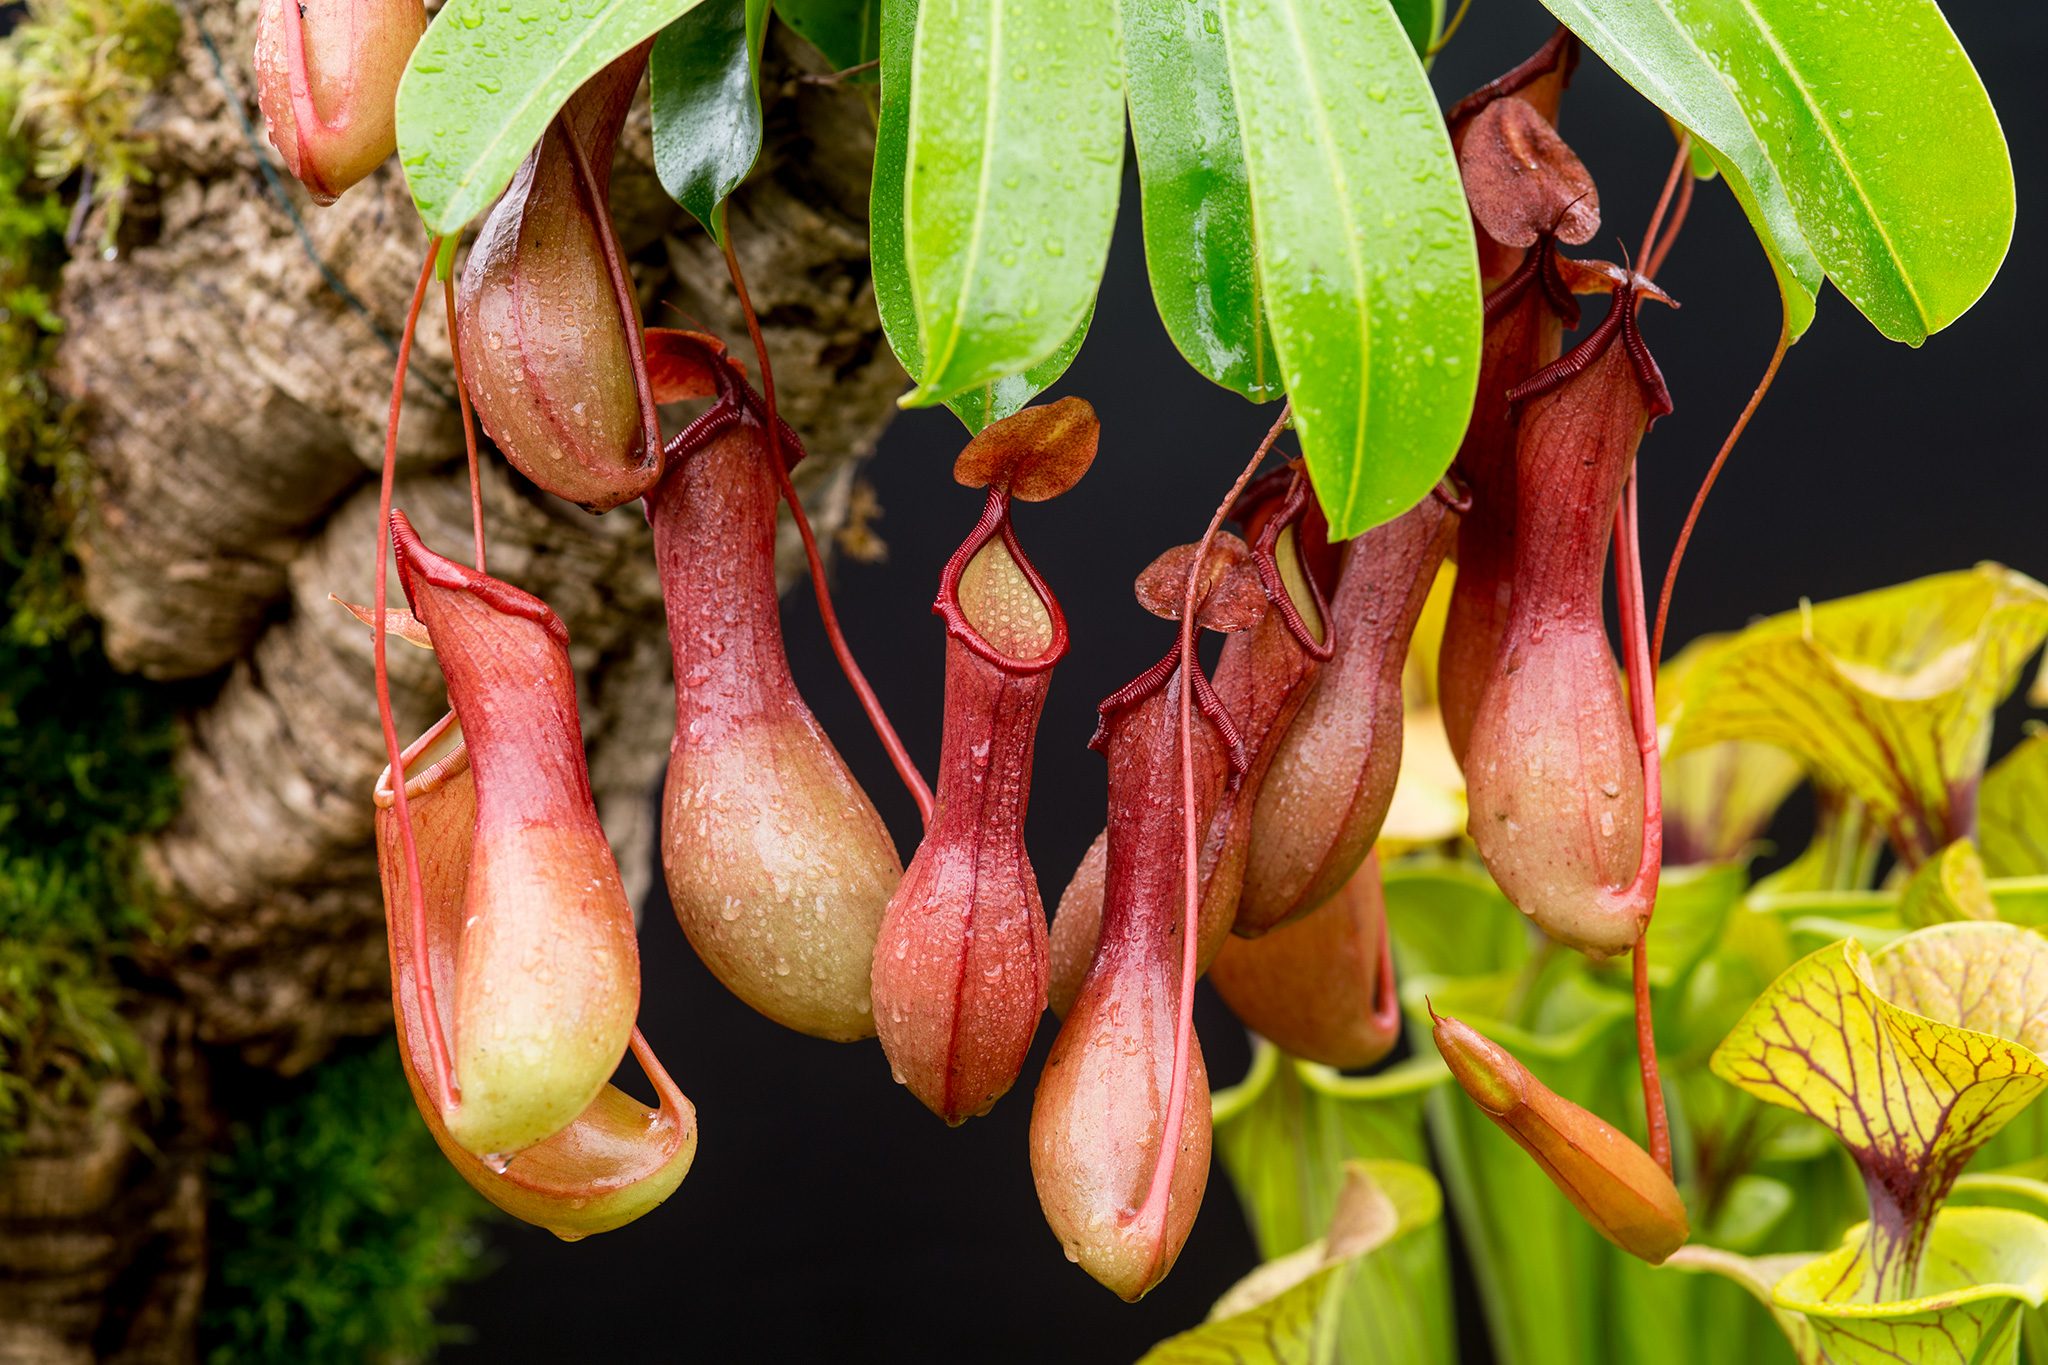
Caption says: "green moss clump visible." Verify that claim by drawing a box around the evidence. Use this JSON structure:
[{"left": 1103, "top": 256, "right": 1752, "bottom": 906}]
[
  {"left": 0, "top": 0, "right": 182, "bottom": 1154},
  {"left": 202, "top": 1040, "right": 494, "bottom": 1365}
]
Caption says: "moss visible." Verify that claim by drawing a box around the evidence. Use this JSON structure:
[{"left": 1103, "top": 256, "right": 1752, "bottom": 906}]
[
  {"left": 202, "top": 1040, "right": 495, "bottom": 1365},
  {"left": 0, "top": 0, "right": 182, "bottom": 1154}
]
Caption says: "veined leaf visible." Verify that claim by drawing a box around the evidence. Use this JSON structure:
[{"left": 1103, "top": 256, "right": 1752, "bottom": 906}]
[
  {"left": 1213, "top": 1046, "right": 1455, "bottom": 1365},
  {"left": 776, "top": 0, "right": 881, "bottom": 71},
  {"left": 1669, "top": 567, "right": 2048, "bottom": 866},
  {"left": 1533, "top": 0, "right": 2012, "bottom": 345},
  {"left": 1220, "top": 0, "right": 1480, "bottom": 539},
  {"left": 398, "top": 0, "right": 709, "bottom": 233},
  {"left": 1775, "top": 1208, "right": 2048, "bottom": 1364},
  {"left": 1981, "top": 729, "right": 2048, "bottom": 879},
  {"left": 650, "top": 0, "right": 769, "bottom": 241},
  {"left": 1712, "top": 924, "right": 2048, "bottom": 1302},
  {"left": 870, "top": 0, "right": 1093, "bottom": 430},
  {"left": 1121, "top": 0, "right": 1281, "bottom": 402},
  {"left": 1140, "top": 1161, "right": 1439, "bottom": 1365},
  {"left": 897, "top": 0, "right": 1123, "bottom": 406}
]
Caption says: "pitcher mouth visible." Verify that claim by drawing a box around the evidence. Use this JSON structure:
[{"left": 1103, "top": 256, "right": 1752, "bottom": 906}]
[
  {"left": 934, "top": 488, "right": 1068, "bottom": 675},
  {"left": 374, "top": 711, "right": 470, "bottom": 809}
]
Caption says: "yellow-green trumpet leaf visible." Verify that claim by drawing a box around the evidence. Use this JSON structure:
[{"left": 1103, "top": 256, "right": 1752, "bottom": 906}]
[
  {"left": 1670, "top": 567, "right": 2048, "bottom": 865},
  {"left": 1712, "top": 924, "right": 2048, "bottom": 1301}
]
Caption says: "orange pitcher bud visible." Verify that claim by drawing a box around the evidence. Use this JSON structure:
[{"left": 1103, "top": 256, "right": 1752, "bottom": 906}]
[{"left": 1432, "top": 1009, "right": 1688, "bottom": 1264}]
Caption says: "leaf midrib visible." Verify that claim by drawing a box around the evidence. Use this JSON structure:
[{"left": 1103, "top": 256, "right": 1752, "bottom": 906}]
[
  {"left": 917, "top": 0, "right": 1008, "bottom": 389},
  {"left": 1726, "top": 0, "right": 1926, "bottom": 331},
  {"left": 1252, "top": 0, "right": 1371, "bottom": 528}
]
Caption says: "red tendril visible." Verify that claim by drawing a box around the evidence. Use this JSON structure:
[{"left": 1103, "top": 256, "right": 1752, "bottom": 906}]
[
  {"left": 716, "top": 206, "right": 937, "bottom": 826},
  {"left": 375, "top": 243, "right": 458, "bottom": 1115},
  {"left": 441, "top": 272, "right": 487, "bottom": 572},
  {"left": 1124, "top": 402, "right": 1292, "bottom": 1258},
  {"left": 559, "top": 115, "right": 665, "bottom": 494}
]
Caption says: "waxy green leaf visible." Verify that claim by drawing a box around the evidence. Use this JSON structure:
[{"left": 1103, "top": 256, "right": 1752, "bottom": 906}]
[
  {"left": 1981, "top": 730, "right": 2048, "bottom": 879},
  {"left": 776, "top": 0, "right": 880, "bottom": 71},
  {"left": 1140, "top": 1161, "right": 1439, "bottom": 1365},
  {"left": 1121, "top": 0, "right": 1281, "bottom": 403},
  {"left": 1713, "top": 924, "right": 2048, "bottom": 1302},
  {"left": 1669, "top": 567, "right": 2048, "bottom": 866},
  {"left": 397, "top": 0, "right": 707, "bottom": 233},
  {"left": 895, "top": 0, "right": 1123, "bottom": 407},
  {"left": 1214, "top": 1045, "right": 1455, "bottom": 1365},
  {"left": 870, "top": 0, "right": 1094, "bottom": 430},
  {"left": 1532, "top": 0, "right": 2011, "bottom": 344},
  {"left": 1219, "top": 0, "right": 1479, "bottom": 539},
  {"left": 649, "top": 0, "right": 769, "bottom": 241}
]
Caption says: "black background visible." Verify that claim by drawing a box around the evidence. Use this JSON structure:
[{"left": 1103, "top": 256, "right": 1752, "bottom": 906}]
[{"left": 442, "top": 4, "right": 2046, "bottom": 1360}]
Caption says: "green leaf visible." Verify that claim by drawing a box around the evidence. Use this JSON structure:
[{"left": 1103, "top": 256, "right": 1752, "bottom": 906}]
[
  {"left": 1120, "top": 0, "right": 1281, "bottom": 402},
  {"left": 1982, "top": 729, "right": 2048, "bottom": 879},
  {"left": 1712, "top": 924, "right": 2048, "bottom": 1302},
  {"left": 776, "top": 0, "right": 881, "bottom": 71},
  {"left": 650, "top": 0, "right": 770, "bottom": 241},
  {"left": 1219, "top": 0, "right": 1479, "bottom": 539},
  {"left": 896, "top": 0, "right": 1123, "bottom": 407},
  {"left": 1531, "top": 0, "right": 2012, "bottom": 345},
  {"left": 1213, "top": 1046, "right": 1456, "bottom": 1365},
  {"left": 1775, "top": 1208, "right": 2048, "bottom": 1363},
  {"left": 398, "top": 0, "right": 708, "bottom": 234},
  {"left": 1669, "top": 567, "right": 2048, "bottom": 866},
  {"left": 870, "top": 0, "right": 1095, "bottom": 430},
  {"left": 1141, "top": 1161, "right": 1439, "bottom": 1365}
]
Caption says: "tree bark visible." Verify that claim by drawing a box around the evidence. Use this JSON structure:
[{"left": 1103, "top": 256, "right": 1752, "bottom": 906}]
[{"left": 27, "top": 2, "right": 901, "bottom": 1355}]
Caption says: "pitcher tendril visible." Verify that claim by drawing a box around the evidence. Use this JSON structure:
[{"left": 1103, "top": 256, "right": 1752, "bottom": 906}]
[
  {"left": 375, "top": 241, "right": 457, "bottom": 1115},
  {"left": 718, "top": 207, "right": 937, "bottom": 824},
  {"left": 1129, "top": 402, "right": 1292, "bottom": 1248}
]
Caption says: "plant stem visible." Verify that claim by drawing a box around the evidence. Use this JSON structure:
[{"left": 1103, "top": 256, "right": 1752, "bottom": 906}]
[
  {"left": 1127, "top": 403, "right": 1292, "bottom": 1253},
  {"left": 375, "top": 243, "right": 457, "bottom": 1114},
  {"left": 716, "top": 208, "right": 937, "bottom": 825},
  {"left": 440, "top": 272, "right": 487, "bottom": 572}
]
